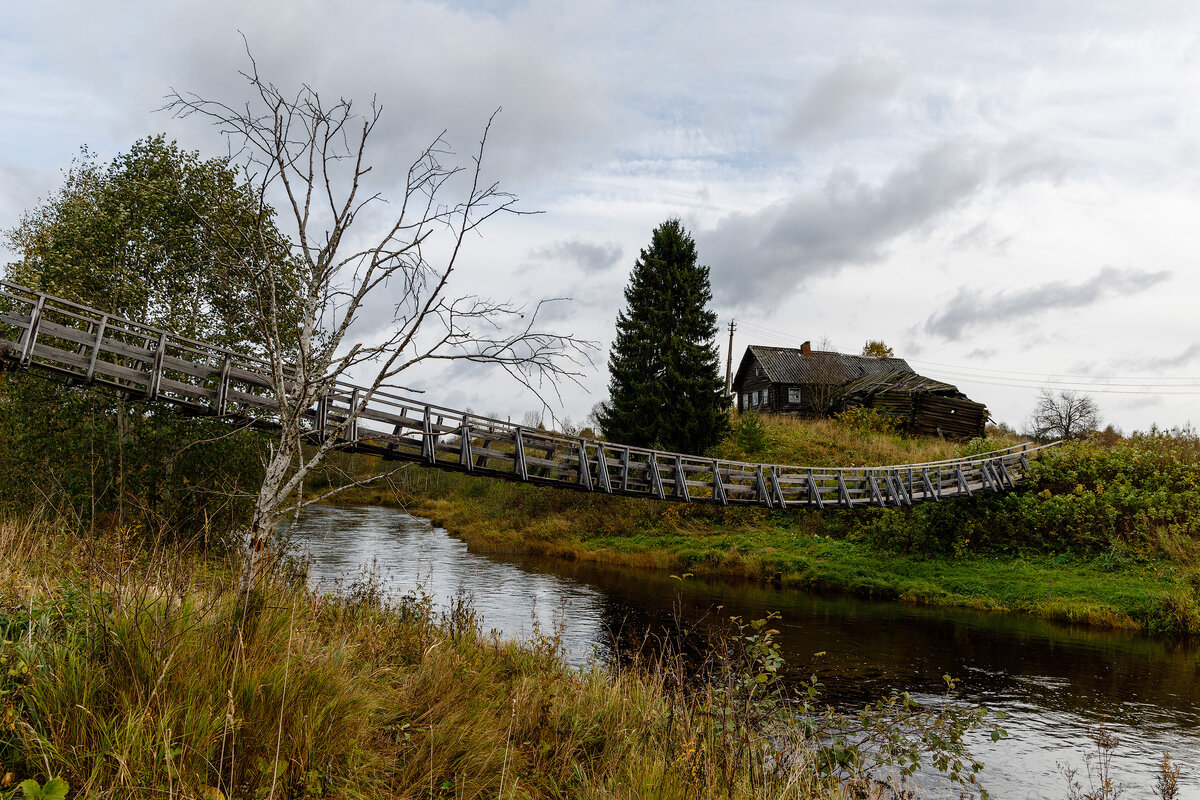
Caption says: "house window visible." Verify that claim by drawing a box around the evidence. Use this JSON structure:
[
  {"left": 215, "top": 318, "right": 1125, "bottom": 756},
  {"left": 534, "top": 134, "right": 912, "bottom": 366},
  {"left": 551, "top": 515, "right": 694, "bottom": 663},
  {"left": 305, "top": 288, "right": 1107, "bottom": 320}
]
[
  {"left": 788, "top": 387, "right": 801, "bottom": 404},
  {"left": 753, "top": 390, "right": 760, "bottom": 406},
  {"left": 742, "top": 392, "right": 750, "bottom": 410}
]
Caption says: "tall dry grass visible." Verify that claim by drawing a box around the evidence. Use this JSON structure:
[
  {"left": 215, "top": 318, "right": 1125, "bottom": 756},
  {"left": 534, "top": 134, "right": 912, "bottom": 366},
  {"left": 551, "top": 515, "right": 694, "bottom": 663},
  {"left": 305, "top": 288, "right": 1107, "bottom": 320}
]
[{"left": 1, "top": 515, "right": 918, "bottom": 799}]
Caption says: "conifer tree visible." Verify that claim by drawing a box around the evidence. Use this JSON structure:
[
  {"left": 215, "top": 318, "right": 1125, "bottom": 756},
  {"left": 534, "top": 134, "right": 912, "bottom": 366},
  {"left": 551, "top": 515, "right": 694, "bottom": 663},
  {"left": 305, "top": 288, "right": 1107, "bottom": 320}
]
[{"left": 596, "top": 218, "right": 728, "bottom": 454}]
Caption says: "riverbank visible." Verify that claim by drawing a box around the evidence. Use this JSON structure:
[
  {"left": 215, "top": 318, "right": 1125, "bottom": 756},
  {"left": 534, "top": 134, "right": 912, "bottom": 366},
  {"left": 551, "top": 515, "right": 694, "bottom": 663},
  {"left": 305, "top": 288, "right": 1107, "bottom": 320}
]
[
  {"left": 319, "top": 416, "right": 1200, "bottom": 635},
  {"left": 0, "top": 514, "right": 997, "bottom": 799}
]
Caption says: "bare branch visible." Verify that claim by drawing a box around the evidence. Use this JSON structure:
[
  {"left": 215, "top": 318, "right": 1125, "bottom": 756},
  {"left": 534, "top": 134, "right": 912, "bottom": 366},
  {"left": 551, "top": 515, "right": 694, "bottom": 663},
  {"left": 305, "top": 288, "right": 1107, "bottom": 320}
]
[{"left": 163, "top": 52, "right": 597, "bottom": 592}]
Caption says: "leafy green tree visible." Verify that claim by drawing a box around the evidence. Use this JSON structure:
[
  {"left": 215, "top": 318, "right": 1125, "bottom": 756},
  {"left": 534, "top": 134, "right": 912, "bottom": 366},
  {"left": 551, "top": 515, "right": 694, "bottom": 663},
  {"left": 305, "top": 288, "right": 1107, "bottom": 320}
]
[
  {"left": 596, "top": 218, "right": 728, "bottom": 454},
  {"left": 1, "top": 135, "right": 298, "bottom": 535}
]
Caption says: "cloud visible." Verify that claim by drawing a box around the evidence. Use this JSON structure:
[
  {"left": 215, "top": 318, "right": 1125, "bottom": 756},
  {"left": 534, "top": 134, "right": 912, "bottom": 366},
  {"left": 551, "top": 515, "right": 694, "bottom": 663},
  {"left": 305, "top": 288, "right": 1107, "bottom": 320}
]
[
  {"left": 923, "top": 267, "right": 1172, "bottom": 339},
  {"left": 1118, "top": 342, "right": 1200, "bottom": 372},
  {"left": 702, "top": 139, "right": 992, "bottom": 307},
  {"left": 529, "top": 237, "right": 623, "bottom": 274},
  {"left": 778, "top": 59, "right": 903, "bottom": 141}
]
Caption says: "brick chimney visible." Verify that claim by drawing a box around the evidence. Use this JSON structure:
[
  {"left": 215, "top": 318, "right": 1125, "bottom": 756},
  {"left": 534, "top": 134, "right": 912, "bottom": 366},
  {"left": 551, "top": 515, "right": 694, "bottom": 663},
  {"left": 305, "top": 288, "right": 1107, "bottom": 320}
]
[{"left": 800, "top": 340, "right": 811, "bottom": 356}]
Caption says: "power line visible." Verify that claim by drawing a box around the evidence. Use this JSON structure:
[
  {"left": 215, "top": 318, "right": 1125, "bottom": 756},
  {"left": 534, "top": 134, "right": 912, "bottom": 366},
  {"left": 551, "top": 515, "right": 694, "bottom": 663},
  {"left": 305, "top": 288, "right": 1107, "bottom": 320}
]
[{"left": 732, "top": 319, "right": 1200, "bottom": 392}]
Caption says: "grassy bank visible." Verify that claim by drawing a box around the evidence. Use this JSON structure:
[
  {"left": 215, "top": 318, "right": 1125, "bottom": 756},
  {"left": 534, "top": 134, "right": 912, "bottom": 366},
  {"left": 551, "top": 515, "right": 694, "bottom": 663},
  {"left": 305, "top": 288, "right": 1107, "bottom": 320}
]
[
  {"left": 319, "top": 414, "right": 1200, "bottom": 635},
  {"left": 0, "top": 515, "right": 999, "bottom": 799}
]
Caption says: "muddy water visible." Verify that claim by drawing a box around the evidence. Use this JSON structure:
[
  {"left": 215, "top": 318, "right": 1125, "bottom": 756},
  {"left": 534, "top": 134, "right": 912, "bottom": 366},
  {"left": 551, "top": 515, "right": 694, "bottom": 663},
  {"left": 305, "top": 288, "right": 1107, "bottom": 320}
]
[{"left": 290, "top": 506, "right": 1199, "bottom": 799}]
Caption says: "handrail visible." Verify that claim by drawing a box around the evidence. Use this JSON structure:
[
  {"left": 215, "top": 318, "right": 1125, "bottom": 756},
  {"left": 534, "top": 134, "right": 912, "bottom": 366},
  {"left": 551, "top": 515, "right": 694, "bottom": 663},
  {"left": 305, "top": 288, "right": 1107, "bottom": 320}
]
[{"left": 0, "top": 280, "right": 1060, "bottom": 508}]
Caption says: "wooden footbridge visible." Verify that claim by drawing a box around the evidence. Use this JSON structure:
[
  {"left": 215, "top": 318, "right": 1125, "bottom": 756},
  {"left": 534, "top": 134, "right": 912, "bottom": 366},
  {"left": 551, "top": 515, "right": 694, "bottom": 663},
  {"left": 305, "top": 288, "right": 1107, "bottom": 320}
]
[{"left": 0, "top": 282, "right": 1055, "bottom": 510}]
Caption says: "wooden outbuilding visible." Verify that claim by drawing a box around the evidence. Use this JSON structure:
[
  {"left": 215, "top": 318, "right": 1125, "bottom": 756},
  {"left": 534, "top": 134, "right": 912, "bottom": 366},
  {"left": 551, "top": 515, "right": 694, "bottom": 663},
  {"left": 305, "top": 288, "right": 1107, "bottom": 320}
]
[{"left": 732, "top": 343, "right": 987, "bottom": 439}]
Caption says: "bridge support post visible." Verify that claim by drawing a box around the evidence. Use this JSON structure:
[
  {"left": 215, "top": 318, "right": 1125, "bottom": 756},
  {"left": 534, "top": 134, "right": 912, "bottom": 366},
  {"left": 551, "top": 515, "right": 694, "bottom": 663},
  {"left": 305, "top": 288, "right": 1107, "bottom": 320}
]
[
  {"left": 17, "top": 294, "right": 46, "bottom": 366},
  {"left": 578, "top": 440, "right": 593, "bottom": 490},
  {"left": 85, "top": 315, "right": 109, "bottom": 383},
  {"left": 806, "top": 471, "right": 824, "bottom": 510},
  {"left": 867, "top": 473, "right": 885, "bottom": 506},
  {"left": 147, "top": 332, "right": 167, "bottom": 401},
  {"left": 710, "top": 460, "right": 728, "bottom": 506},
  {"left": 755, "top": 467, "right": 773, "bottom": 508},
  {"left": 771, "top": 466, "right": 786, "bottom": 507},
  {"left": 344, "top": 389, "right": 360, "bottom": 442},
  {"left": 648, "top": 456, "right": 666, "bottom": 500},
  {"left": 954, "top": 465, "right": 972, "bottom": 497},
  {"left": 673, "top": 456, "right": 689, "bottom": 501},
  {"left": 596, "top": 446, "right": 612, "bottom": 493},
  {"left": 460, "top": 422, "right": 474, "bottom": 471},
  {"left": 920, "top": 469, "right": 937, "bottom": 502},
  {"left": 837, "top": 473, "right": 852, "bottom": 508},
  {"left": 422, "top": 406, "right": 437, "bottom": 465},
  {"left": 513, "top": 426, "right": 529, "bottom": 481}
]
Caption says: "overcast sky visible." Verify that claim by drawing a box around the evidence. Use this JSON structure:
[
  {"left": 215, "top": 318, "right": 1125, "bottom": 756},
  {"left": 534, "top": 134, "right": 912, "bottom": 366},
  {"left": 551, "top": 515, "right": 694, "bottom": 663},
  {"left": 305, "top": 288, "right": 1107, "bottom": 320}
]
[{"left": 4, "top": 0, "right": 1200, "bottom": 435}]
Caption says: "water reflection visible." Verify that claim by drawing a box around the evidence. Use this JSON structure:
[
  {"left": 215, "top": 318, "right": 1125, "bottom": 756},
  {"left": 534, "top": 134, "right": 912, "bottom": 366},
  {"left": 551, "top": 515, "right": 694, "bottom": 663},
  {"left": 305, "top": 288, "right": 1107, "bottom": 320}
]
[{"left": 290, "top": 506, "right": 1199, "bottom": 800}]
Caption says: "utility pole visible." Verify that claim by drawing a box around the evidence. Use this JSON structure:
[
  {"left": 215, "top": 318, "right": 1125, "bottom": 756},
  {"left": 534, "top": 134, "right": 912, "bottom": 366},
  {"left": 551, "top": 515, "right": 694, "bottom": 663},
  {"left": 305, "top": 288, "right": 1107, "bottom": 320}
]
[{"left": 725, "top": 320, "right": 736, "bottom": 396}]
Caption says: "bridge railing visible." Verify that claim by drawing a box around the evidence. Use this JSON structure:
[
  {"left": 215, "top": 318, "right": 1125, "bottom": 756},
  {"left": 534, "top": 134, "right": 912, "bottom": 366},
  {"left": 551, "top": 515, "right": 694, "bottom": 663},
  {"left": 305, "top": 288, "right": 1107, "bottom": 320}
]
[{"left": 0, "top": 281, "right": 1058, "bottom": 508}]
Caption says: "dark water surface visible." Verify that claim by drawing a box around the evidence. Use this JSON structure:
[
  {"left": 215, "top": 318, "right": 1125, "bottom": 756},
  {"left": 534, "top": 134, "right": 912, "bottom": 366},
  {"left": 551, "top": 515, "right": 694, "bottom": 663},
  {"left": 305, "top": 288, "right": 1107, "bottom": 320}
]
[{"left": 291, "top": 506, "right": 1199, "bottom": 799}]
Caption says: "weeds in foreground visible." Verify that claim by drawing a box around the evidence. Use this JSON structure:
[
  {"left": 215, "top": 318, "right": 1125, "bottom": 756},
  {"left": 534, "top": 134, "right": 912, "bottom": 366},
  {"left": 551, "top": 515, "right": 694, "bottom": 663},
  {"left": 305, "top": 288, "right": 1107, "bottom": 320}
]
[
  {"left": 615, "top": 577, "right": 1006, "bottom": 800},
  {"left": 1, "top": 514, "right": 1013, "bottom": 799}
]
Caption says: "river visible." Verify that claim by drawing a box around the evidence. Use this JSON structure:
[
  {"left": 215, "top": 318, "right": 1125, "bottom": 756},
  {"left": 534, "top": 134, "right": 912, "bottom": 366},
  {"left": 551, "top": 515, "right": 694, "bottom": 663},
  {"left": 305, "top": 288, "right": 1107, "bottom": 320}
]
[{"left": 290, "top": 505, "right": 1199, "bottom": 799}]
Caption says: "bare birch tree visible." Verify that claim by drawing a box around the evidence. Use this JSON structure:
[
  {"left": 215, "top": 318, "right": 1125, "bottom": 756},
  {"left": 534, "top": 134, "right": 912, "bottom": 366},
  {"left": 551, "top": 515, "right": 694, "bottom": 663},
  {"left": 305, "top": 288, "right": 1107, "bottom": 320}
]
[
  {"left": 167, "top": 57, "right": 593, "bottom": 593},
  {"left": 1030, "top": 389, "right": 1100, "bottom": 441}
]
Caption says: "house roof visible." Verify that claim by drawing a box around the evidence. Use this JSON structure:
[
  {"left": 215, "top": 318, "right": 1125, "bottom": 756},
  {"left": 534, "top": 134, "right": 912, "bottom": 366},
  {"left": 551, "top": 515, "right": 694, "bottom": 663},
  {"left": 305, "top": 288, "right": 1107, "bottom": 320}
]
[
  {"left": 734, "top": 345, "right": 912, "bottom": 387},
  {"left": 840, "top": 367, "right": 965, "bottom": 399}
]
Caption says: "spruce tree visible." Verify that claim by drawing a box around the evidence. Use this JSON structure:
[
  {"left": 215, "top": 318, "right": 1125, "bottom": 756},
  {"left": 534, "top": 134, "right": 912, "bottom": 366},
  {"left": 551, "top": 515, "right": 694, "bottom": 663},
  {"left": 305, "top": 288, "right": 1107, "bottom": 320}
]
[{"left": 596, "top": 218, "right": 729, "bottom": 454}]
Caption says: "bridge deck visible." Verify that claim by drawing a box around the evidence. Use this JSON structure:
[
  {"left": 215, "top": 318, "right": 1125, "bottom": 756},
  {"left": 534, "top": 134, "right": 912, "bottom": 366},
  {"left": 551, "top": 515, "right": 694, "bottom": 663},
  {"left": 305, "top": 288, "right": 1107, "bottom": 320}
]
[{"left": 0, "top": 282, "right": 1056, "bottom": 509}]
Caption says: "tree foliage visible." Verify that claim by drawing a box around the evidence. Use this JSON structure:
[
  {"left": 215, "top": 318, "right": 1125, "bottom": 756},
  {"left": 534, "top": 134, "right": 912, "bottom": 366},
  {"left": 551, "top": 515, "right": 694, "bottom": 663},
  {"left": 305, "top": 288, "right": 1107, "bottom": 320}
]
[
  {"left": 861, "top": 339, "right": 894, "bottom": 358},
  {"left": 1030, "top": 390, "right": 1100, "bottom": 441},
  {"left": 1, "top": 135, "right": 297, "bottom": 534},
  {"left": 596, "top": 218, "right": 728, "bottom": 454}
]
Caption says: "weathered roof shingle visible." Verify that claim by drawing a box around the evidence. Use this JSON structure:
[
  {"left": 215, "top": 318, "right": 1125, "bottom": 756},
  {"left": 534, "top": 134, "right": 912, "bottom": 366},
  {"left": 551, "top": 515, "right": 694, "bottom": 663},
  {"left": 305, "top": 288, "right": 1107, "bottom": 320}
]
[{"left": 737, "top": 345, "right": 912, "bottom": 386}]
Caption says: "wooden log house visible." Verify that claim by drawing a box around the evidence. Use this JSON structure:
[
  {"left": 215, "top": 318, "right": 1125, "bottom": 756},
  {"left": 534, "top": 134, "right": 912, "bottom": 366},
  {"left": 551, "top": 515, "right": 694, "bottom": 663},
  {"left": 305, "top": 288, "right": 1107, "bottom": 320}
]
[{"left": 732, "top": 343, "right": 987, "bottom": 439}]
